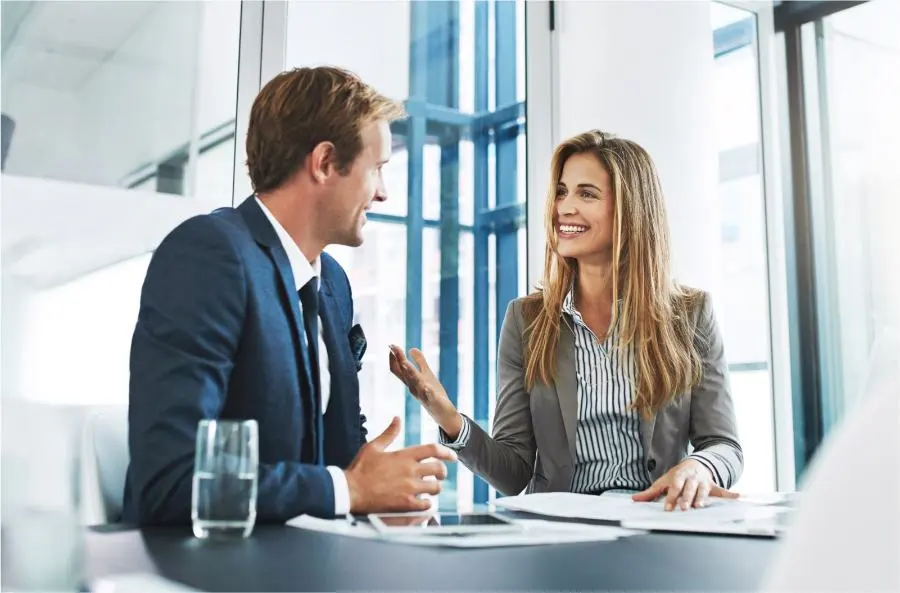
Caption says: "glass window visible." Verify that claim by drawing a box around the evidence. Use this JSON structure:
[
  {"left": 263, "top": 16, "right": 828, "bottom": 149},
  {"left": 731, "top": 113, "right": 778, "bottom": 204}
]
[
  {"left": 710, "top": 2, "right": 777, "bottom": 492},
  {"left": 0, "top": 1, "right": 242, "bottom": 404},
  {"left": 283, "top": 0, "right": 527, "bottom": 510},
  {"left": 804, "top": 0, "right": 900, "bottom": 430}
]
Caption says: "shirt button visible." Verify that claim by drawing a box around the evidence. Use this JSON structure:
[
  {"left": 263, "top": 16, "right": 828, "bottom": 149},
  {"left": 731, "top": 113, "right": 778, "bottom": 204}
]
[{"left": 647, "top": 459, "right": 657, "bottom": 472}]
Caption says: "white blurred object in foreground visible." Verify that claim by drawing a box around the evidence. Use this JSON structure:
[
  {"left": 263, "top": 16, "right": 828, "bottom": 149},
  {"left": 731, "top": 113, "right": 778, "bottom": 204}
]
[{"left": 763, "top": 329, "right": 899, "bottom": 592}]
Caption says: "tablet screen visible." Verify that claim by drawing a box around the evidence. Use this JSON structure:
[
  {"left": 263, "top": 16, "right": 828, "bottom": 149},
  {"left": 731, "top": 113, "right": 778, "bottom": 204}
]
[{"left": 372, "top": 512, "right": 513, "bottom": 529}]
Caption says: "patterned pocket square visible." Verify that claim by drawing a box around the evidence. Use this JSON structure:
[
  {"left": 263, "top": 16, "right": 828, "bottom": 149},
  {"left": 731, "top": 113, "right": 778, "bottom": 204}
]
[{"left": 348, "top": 324, "right": 367, "bottom": 371}]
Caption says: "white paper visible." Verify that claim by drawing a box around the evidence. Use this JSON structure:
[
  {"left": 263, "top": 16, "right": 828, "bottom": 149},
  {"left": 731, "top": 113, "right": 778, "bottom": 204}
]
[
  {"left": 286, "top": 514, "right": 641, "bottom": 548},
  {"left": 620, "top": 510, "right": 791, "bottom": 538},
  {"left": 493, "top": 491, "right": 793, "bottom": 525}
]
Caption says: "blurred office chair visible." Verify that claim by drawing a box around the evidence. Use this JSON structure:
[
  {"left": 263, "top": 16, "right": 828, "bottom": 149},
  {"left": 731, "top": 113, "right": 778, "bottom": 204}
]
[
  {"left": 762, "top": 349, "right": 899, "bottom": 592},
  {"left": 80, "top": 406, "right": 129, "bottom": 526}
]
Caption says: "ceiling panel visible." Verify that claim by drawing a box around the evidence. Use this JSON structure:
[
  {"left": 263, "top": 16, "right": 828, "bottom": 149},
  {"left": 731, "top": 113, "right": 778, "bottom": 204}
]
[
  {"left": 17, "top": 1, "right": 157, "bottom": 53},
  {"left": 3, "top": 45, "right": 96, "bottom": 91},
  {"left": 3, "top": 1, "right": 160, "bottom": 91}
]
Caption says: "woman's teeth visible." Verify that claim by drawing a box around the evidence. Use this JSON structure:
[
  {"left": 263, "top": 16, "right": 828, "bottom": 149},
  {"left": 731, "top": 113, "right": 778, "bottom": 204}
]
[{"left": 560, "top": 225, "right": 587, "bottom": 234}]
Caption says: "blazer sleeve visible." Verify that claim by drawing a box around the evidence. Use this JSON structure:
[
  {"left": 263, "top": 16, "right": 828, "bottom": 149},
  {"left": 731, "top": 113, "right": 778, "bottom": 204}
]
[
  {"left": 456, "top": 301, "right": 537, "bottom": 496},
  {"left": 687, "top": 293, "right": 744, "bottom": 489},
  {"left": 128, "top": 216, "right": 335, "bottom": 525}
]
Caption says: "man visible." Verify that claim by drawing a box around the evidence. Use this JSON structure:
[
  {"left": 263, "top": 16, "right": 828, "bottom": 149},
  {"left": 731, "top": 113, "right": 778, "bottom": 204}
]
[{"left": 122, "top": 66, "right": 455, "bottom": 524}]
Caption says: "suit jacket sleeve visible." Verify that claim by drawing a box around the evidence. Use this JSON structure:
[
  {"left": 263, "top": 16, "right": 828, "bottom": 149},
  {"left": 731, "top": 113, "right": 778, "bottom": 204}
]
[
  {"left": 128, "top": 217, "right": 335, "bottom": 525},
  {"left": 456, "top": 301, "right": 537, "bottom": 495},
  {"left": 687, "top": 293, "right": 744, "bottom": 489}
]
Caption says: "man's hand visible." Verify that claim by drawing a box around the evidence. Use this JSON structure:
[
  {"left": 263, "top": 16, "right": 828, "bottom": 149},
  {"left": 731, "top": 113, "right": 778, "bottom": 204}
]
[
  {"left": 632, "top": 458, "right": 739, "bottom": 511},
  {"left": 344, "top": 416, "right": 457, "bottom": 514}
]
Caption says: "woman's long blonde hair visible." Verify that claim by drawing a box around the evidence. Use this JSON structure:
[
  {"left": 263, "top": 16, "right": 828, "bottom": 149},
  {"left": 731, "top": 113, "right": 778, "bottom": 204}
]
[{"left": 523, "top": 130, "right": 704, "bottom": 418}]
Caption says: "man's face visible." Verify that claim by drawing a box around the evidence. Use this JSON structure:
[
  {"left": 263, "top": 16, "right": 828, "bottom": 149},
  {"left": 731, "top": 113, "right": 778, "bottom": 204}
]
[{"left": 318, "top": 120, "right": 391, "bottom": 247}]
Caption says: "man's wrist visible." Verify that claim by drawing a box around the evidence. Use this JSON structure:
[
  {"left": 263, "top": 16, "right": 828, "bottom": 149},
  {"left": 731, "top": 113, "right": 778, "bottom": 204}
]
[{"left": 343, "top": 469, "right": 361, "bottom": 513}]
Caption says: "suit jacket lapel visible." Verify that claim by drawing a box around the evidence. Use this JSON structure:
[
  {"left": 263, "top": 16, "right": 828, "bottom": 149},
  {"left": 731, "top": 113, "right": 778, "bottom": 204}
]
[
  {"left": 556, "top": 318, "right": 578, "bottom": 461},
  {"left": 318, "top": 278, "right": 338, "bottom": 384},
  {"left": 237, "top": 197, "right": 316, "bottom": 397}
]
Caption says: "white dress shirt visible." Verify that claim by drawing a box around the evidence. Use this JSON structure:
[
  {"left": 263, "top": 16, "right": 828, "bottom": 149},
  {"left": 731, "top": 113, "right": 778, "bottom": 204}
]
[{"left": 256, "top": 197, "right": 350, "bottom": 515}]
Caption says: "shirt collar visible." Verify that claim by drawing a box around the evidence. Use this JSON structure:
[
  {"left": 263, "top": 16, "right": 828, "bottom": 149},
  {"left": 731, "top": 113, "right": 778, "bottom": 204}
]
[
  {"left": 562, "top": 287, "right": 578, "bottom": 316},
  {"left": 255, "top": 197, "right": 319, "bottom": 292},
  {"left": 562, "top": 285, "right": 621, "bottom": 325}
]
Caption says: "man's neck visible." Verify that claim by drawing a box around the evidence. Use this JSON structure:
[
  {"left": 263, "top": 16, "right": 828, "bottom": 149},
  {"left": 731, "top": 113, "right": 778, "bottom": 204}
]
[{"left": 257, "top": 191, "right": 323, "bottom": 263}]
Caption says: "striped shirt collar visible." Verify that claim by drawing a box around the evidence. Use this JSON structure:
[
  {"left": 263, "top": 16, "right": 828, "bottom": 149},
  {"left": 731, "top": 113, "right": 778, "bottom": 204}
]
[
  {"left": 562, "top": 286, "right": 624, "bottom": 337},
  {"left": 562, "top": 286, "right": 621, "bottom": 317}
]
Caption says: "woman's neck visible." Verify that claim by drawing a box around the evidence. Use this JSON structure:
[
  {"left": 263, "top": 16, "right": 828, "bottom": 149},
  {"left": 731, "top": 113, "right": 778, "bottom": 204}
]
[{"left": 574, "top": 257, "right": 614, "bottom": 313}]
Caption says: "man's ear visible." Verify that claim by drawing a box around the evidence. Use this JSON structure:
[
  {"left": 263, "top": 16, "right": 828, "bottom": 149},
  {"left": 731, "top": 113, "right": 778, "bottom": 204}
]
[{"left": 307, "top": 141, "right": 337, "bottom": 184}]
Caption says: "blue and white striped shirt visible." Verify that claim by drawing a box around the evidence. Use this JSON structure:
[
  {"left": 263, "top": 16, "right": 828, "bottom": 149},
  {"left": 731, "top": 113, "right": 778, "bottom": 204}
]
[
  {"left": 562, "top": 291, "right": 651, "bottom": 493},
  {"left": 443, "top": 291, "right": 725, "bottom": 492}
]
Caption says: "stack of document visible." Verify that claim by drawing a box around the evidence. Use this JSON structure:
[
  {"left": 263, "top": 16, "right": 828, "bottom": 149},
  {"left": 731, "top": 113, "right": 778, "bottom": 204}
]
[
  {"left": 493, "top": 492, "right": 794, "bottom": 537},
  {"left": 287, "top": 514, "right": 643, "bottom": 548}
]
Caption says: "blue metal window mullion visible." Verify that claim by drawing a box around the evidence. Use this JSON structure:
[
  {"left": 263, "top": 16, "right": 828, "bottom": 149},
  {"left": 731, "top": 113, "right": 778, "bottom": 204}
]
[
  {"left": 404, "top": 0, "right": 429, "bottom": 447},
  {"left": 494, "top": 0, "right": 519, "bottom": 344},
  {"left": 471, "top": 0, "right": 491, "bottom": 506},
  {"left": 433, "top": 0, "right": 462, "bottom": 511}
]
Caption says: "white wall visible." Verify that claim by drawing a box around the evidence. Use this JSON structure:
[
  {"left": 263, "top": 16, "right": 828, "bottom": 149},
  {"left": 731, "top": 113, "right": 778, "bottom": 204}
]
[
  {"left": 285, "top": 0, "right": 410, "bottom": 101},
  {"left": 529, "top": 0, "right": 721, "bottom": 297}
]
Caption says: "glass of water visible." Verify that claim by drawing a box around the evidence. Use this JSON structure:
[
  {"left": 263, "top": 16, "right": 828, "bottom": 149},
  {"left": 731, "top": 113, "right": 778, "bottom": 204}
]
[{"left": 192, "top": 419, "right": 258, "bottom": 539}]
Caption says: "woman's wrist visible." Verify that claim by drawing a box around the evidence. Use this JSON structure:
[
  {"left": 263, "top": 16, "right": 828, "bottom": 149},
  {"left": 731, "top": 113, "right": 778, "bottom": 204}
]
[{"left": 440, "top": 411, "right": 464, "bottom": 441}]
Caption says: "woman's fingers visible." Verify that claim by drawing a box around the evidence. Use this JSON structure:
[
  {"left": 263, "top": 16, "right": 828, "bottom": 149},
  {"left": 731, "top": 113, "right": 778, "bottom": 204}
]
[
  {"left": 693, "top": 481, "right": 712, "bottom": 508},
  {"left": 678, "top": 477, "right": 700, "bottom": 511}
]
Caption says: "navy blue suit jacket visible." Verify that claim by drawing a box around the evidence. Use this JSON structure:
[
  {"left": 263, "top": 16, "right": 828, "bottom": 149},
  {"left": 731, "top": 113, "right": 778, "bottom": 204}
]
[{"left": 122, "top": 197, "right": 368, "bottom": 525}]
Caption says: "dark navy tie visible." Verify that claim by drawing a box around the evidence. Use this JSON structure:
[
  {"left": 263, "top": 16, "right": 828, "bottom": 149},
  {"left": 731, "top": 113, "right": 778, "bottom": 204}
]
[{"left": 299, "top": 277, "right": 322, "bottom": 464}]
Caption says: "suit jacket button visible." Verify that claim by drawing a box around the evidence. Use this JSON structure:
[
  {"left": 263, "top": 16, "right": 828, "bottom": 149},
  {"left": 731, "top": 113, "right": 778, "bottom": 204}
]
[{"left": 647, "top": 459, "right": 657, "bottom": 472}]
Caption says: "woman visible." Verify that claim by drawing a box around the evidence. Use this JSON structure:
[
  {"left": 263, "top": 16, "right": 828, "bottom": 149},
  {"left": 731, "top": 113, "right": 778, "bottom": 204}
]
[{"left": 390, "top": 130, "right": 742, "bottom": 511}]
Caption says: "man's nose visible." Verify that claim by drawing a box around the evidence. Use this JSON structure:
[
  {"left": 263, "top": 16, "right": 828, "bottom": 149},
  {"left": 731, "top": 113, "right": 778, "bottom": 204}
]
[{"left": 373, "top": 176, "right": 387, "bottom": 202}]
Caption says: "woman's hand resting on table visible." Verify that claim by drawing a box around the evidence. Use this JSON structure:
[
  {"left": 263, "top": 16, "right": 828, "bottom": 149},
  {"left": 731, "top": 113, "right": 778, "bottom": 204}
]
[
  {"left": 388, "top": 345, "right": 464, "bottom": 440},
  {"left": 632, "top": 458, "right": 739, "bottom": 511}
]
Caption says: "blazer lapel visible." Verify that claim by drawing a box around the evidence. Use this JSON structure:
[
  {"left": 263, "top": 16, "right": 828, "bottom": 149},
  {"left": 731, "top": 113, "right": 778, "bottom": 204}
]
[
  {"left": 640, "top": 410, "right": 658, "bottom": 462},
  {"left": 556, "top": 318, "right": 578, "bottom": 461}
]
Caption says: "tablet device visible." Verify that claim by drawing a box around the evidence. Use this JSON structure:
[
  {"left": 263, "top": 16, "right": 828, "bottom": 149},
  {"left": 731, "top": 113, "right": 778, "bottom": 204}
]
[{"left": 368, "top": 512, "right": 523, "bottom": 536}]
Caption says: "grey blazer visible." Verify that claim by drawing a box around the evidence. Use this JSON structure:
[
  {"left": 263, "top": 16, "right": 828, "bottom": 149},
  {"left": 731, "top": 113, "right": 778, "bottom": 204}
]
[{"left": 456, "top": 292, "right": 743, "bottom": 496}]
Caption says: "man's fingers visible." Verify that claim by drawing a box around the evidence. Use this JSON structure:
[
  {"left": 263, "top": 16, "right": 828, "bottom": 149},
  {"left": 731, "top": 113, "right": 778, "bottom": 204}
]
[
  {"left": 414, "top": 479, "right": 442, "bottom": 496},
  {"left": 416, "top": 460, "right": 448, "bottom": 480},
  {"left": 402, "top": 442, "right": 458, "bottom": 462},
  {"left": 632, "top": 482, "right": 665, "bottom": 502},
  {"left": 694, "top": 481, "right": 712, "bottom": 508},
  {"left": 403, "top": 495, "right": 432, "bottom": 512},
  {"left": 710, "top": 485, "right": 740, "bottom": 499},
  {"left": 370, "top": 416, "right": 401, "bottom": 450}
]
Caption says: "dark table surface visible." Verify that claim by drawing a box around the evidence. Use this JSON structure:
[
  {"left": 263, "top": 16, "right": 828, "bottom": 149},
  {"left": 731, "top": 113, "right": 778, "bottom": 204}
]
[{"left": 85, "top": 517, "right": 781, "bottom": 592}]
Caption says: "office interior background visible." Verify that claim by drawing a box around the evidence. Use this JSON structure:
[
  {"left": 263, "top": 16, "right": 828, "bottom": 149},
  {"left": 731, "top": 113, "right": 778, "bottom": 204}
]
[{"left": 1, "top": 0, "right": 898, "bottom": 515}]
